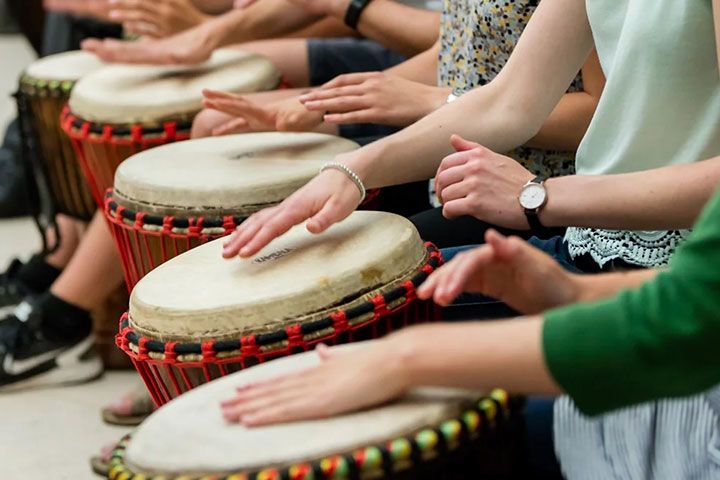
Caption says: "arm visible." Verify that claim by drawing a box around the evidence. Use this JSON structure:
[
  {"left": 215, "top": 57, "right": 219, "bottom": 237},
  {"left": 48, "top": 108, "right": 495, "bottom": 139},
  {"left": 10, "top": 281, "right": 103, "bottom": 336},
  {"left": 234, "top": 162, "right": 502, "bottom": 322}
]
[
  {"left": 525, "top": 49, "right": 605, "bottom": 150},
  {"left": 384, "top": 40, "right": 440, "bottom": 85}
]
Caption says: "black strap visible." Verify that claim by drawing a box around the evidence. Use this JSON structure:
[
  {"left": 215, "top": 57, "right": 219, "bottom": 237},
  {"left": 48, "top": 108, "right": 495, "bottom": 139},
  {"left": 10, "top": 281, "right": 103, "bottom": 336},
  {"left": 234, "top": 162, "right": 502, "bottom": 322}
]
[
  {"left": 523, "top": 175, "right": 546, "bottom": 231},
  {"left": 344, "top": 0, "right": 373, "bottom": 29}
]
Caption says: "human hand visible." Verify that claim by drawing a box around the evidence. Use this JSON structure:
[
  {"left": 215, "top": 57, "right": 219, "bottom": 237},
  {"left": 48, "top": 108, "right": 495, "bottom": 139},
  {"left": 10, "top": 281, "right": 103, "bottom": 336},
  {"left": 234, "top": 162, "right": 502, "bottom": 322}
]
[
  {"left": 417, "top": 229, "right": 581, "bottom": 314},
  {"left": 222, "top": 167, "right": 362, "bottom": 258},
  {"left": 43, "top": 0, "right": 114, "bottom": 22},
  {"left": 435, "top": 135, "right": 535, "bottom": 229},
  {"left": 81, "top": 17, "right": 216, "bottom": 63},
  {"left": 203, "top": 89, "right": 325, "bottom": 134},
  {"left": 285, "top": 0, "right": 348, "bottom": 17},
  {"left": 298, "top": 72, "right": 449, "bottom": 126},
  {"left": 220, "top": 342, "right": 408, "bottom": 426},
  {"left": 105, "top": 0, "right": 210, "bottom": 38}
]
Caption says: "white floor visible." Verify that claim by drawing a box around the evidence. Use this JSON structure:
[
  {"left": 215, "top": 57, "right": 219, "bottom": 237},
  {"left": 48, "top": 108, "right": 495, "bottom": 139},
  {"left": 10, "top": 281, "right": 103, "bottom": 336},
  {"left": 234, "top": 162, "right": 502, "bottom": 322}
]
[{"left": 0, "top": 35, "right": 136, "bottom": 480}]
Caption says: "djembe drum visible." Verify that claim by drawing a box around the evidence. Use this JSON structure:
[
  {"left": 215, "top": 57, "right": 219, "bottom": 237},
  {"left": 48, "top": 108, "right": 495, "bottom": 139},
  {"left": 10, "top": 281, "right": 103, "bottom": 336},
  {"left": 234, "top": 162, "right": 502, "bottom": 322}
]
[
  {"left": 107, "top": 348, "right": 516, "bottom": 480},
  {"left": 62, "top": 49, "right": 280, "bottom": 208},
  {"left": 105, "top": 132, "right": 360, "bottom": 289},
  {"left": 117, "top": 211, "right": 442, "bottom": 406},
  {"left": 17, "top": 50, "right": 104, "bottom": 220}
]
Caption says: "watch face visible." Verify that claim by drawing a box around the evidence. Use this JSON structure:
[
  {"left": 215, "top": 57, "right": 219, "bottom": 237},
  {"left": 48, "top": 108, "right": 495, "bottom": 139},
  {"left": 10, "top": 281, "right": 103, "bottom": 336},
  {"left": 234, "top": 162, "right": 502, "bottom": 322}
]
[{"left": 519, "top": 183, "right": 547, "bottom": 210}]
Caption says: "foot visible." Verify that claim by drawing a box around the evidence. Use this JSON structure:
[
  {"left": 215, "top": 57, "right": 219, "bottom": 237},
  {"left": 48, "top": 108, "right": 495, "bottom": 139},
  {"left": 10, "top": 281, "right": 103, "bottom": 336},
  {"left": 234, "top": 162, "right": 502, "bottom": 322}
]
[
  {"left": 101, "top": 383, "right": 155, "bottom": 426},
  {"left": 0, "top": 300, "right": 102, "bottom": 392},
  {"left": 0, "top": 259, "right": 29, "bottom": 318}
]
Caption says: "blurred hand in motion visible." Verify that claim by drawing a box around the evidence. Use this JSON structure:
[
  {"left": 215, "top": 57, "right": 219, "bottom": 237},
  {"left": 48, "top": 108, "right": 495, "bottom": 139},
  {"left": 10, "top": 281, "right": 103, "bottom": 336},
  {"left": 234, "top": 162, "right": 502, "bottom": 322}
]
[
  {"left": 44, "top": 0, "right": 114, "bottom": 22},
  {"left": 81, "top": 12, "right": 217, "bottom": 63},
  {"left": 284, "top": 0, "right": 347, "bottom": 17},
  {"left": 417, "top": 229, "right": 581, "bottom": 313},
  {"left": 202, "top": 89, "right": 325, "bottom": 135},
  {"left": 221, "top": 167, "right": 362, "bottom": 258},
  {"left": 435, "top": 135, "right": 534, "bottom": 229},
  {"left": 105, "top": 0, "right": 211, "bottom": 38},
  {"left": 299, "top": 72, "right": 450, "bottom": 126},
  {"left": 221, "top": 342, "right": 407, "bottom": 426}
]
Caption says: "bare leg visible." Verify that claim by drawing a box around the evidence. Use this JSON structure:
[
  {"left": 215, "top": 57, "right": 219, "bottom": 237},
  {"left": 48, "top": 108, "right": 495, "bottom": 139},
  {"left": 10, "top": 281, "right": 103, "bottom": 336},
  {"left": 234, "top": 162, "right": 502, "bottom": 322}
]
[
  {"left": 44, "top": 214, "right": 82, "bottom": 269},
  {"left": 50, "top": 211, "right": 123, "bottom": 311},
  {"left": 236, "top": 39, "right": 311, "bottom": 88}
]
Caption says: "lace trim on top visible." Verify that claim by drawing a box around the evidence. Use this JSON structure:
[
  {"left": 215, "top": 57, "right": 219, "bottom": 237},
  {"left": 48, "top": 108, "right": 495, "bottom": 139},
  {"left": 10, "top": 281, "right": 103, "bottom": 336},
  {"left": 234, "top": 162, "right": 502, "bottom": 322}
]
[{"left": 565, "top": 227, "right": 692, "bottom": 268}]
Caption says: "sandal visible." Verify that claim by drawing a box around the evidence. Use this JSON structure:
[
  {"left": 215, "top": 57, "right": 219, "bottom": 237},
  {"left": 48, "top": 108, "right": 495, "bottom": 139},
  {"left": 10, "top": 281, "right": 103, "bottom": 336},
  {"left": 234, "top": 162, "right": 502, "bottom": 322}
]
[{"left": 101, "top": 382, "right": 155, "bottom": 426}]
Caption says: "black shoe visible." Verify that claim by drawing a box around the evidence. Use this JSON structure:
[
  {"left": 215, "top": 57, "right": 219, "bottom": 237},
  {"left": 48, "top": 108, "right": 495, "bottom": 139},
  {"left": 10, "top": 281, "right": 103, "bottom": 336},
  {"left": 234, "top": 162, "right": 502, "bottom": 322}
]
[
  {"left": 0, "top": 300, "right": 102, "bottom": 392},
  {"left": 0, "top": 259, "right": 28, "bottom": 318}
]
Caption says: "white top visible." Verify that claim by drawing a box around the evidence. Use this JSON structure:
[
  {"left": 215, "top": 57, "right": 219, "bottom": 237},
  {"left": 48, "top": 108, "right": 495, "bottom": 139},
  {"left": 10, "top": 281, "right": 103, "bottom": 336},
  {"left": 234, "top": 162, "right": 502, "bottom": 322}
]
[
  {"left": 125, "top": 345, "right": 479, "bottom": 475},
  {"left": 24, "top": 50, "right": 105, "bottom": 81},
  {"left": 129, "top": 211, "right": 426, "bottom": 340},
  {"left": 69, "top": 49, "right": 280, "bottom": 123},
  {"left": 113, "top": 133, "right": 359, "bottom": 216}
]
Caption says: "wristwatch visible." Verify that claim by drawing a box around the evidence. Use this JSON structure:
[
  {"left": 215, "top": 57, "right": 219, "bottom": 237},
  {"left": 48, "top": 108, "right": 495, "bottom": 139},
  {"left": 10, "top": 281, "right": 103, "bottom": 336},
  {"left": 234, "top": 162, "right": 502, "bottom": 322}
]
[
  {"left": 518, "top": 175, "right": 547, "bottom": 230},
  {"left": 344, "top": 0, "right": 373, "bottom": 29}
]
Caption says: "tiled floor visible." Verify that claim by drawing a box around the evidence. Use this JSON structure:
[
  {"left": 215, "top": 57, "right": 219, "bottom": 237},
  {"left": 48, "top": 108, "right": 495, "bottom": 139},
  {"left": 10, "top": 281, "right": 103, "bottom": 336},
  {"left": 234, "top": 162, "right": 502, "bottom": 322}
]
[{"left": 0, "top": 35, "right": 136, "bottom": 479}]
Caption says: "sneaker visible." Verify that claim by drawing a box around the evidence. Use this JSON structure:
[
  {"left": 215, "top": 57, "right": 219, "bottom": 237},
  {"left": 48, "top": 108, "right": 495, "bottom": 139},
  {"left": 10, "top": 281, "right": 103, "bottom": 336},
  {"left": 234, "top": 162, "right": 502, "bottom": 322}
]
[
  {"left": 0, "top": 259, "right": 28, "bottom": 318},
  {"left": 0, "top": 301, "right": 103, "bottom": 392}
]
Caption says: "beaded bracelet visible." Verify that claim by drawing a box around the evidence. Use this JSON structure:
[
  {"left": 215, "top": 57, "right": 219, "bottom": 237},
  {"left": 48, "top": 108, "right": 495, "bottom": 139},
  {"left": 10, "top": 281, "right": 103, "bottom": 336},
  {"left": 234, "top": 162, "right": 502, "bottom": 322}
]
[{"left": 320, "top": 162, "right": 367, "bottom": 204}]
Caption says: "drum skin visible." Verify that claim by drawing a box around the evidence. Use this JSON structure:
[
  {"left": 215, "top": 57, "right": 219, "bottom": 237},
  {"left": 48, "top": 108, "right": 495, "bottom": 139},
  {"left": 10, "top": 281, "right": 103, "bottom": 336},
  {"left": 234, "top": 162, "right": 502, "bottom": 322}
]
[
  {"left": 63, "top": 49, "right": 281, "bottom": 209},
  {"left": 18, "top": 51, "right": 103, "bottom": 220},
  {"left": 107, "top": 348, "right": 518, "bottom": 480}
]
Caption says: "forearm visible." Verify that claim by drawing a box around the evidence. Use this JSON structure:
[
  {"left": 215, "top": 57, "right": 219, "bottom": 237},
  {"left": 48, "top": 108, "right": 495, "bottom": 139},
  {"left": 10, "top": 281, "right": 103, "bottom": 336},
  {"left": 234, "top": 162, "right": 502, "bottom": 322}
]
[
  {"left": 542, "top": 157, "right": 720, "bottom": 230},
  {"left": 207, "top": 0, "right": 318, "bottom": 47},
  {"left": 573, "top": 269, "right": 659, "bottom": 303},
  {"left": 384, "top": 41, "right": 440, "bottom": 85},
  {"left": 388, "top": 319, "right": 561, "bottom": 395},
  {"left": 524, "top": 91, "right": 598, "bottom": 151},
  {"left": 344, "top": 0, "right": 440, "bottom": 57}
]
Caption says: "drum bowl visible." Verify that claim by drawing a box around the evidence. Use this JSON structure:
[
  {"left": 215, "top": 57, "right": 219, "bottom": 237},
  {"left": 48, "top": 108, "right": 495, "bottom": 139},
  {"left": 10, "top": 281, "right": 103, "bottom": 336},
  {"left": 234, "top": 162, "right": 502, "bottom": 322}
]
[{"left": 117, "top": 244, "right": 443, "bottom": 407}]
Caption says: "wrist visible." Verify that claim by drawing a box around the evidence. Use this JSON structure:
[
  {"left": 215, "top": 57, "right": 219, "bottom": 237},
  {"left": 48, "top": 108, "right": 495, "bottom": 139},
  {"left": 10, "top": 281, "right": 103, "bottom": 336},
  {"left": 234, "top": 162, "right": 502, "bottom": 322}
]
[
  {"left": 329, "top": 0, "right": 351, "bottom": 19},
  {"left": 423, "top": 86, "right": 453, "bottom": 117},
  {"left": 210, "top": 9, "right": 245, "bottom": 48}
]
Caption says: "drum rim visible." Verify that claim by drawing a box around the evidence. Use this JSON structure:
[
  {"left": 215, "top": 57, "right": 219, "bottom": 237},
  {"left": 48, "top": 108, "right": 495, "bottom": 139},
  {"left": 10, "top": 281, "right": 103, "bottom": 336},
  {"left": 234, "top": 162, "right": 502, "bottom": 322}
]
[
  {"left": 19, "top": 73, "right": 75, "bottom": 95},
  {"left": 105, "top": 189, "right": 246, "bottom": 234},
  {"left": 61, "top": 105, "right": 194, "bottom": 139},
  {"left": 117, "top": 244, "right": 441, "bottom": 359},
  {"left": 107, "top": 389, "right": 511, "bottom": 480}
]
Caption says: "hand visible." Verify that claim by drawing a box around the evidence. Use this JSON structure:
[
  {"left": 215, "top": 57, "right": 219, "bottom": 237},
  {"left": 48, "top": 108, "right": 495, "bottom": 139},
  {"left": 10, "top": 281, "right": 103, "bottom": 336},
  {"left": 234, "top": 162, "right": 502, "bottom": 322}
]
[
  {"left": 417, "top": 229, "right": 581, "bottom": 314},
  {"left": 220, "top": 342, "right": 408, "bottom": 426},
  {"left": 285, "top": 0, "right": 348, "bottom": 17},
  {"left": 222, "top": 168, "right": 362, "bottom": 258},
  {"left": 106, "top": 0, "right": 210, "bottom": 38},
  {"left": 203, "top": 90, "right": 325, "bottom": 134},
  {"left": 234, "top": 0, "right": 259, "bottom": 8},
  {"left": 435, "top": 135, "right": 535, "bottom": 229},
  {"left": 81, "top": 18, "right": 216, "bottom": 64},
  {"left": 298, "top": 72, "right": 449, "bottom": 126},
  {"left": 44, "top": 0, "right": 114, "bottom": 21}
]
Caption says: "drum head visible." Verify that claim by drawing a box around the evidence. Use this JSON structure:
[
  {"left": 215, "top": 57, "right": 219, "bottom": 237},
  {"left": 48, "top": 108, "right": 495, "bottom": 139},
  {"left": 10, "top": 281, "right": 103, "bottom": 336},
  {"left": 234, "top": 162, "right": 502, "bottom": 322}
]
[
  {"left": 112, "top": 132, "right": 359, "bottom": 216},
  {"left": 23, "top": 50, "right": 104, "bottom": 82},
  {"left": 129, "top": 211, "right": 427, "bottom": 340},
  {"left": 124, "top": 345, "right": 480, "bottom": 476},
  {"left": 68, "top": 49, "right": 280, "bottom": 124}
]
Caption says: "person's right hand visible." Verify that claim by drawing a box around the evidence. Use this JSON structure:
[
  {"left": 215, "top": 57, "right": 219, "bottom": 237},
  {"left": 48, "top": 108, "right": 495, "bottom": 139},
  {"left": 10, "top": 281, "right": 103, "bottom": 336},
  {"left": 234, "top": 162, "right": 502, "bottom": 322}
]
[
  {"left": 81, "top": 19, "right": 215, "bottom": 64},
  {"left": 44, "top": 0, "right": 114, "bottom": 22},
  {"left": 417, "top": 229, "right": 582, "bottom": 314},
  {"left": 105, "top": 0, "right": 210, "bottom": 38},
  {"left": 222, "top": 168, "right": 362, "bottom": 258}
]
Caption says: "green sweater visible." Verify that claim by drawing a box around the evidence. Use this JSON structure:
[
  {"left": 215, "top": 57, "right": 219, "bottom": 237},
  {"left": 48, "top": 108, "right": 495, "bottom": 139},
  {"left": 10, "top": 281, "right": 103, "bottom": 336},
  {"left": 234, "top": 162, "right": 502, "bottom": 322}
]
[{"left": 544, "top": 188, "right": 720, "bottom": 416}]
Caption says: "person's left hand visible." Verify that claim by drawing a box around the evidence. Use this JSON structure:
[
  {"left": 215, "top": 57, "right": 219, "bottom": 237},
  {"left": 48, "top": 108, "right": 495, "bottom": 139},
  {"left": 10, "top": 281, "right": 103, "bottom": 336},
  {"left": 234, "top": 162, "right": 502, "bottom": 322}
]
[
  {"left": 203, "top": 89, "right": 325, "bottom": 134},
  {"left": 298, "top": 72, "right": 450, "bottom": 126},
  {"left": 435, "top": 135, "right": 534, "bottom": 229},
  {"left": 43, "top": 0, "right": 114, "bottom": 22},
  {"left": 106, "top": 0, "right": 210, "bottom": 38},
  {"left": 220, "top": 342, "right": 408, "bottom": 426}
]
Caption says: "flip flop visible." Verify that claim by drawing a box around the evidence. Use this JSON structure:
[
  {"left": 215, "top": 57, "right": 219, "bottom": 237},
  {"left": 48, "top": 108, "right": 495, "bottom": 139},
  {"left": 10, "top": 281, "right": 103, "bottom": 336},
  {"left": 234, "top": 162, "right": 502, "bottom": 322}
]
[{"left": 100, "top": 383, "right": 155, "bottom": 426}]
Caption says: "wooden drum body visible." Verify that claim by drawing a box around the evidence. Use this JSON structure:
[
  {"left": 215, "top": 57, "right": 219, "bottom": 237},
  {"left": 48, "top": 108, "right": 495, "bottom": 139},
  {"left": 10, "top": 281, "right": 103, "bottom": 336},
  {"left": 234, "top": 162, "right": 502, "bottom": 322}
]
[
  {"left": 62, "top": 49, "right": 281, "bottom": 209},
  {"left": 18, "top": 51, "right": 103, "bottom": 220},
  {"left": 108, "top": 349, "right": 514, "bottom": 480},
  {"left": 117, "top": 211, "right": 442, "bottom": 406},
  {"left": 105, "top": 132, "right": 360, "bottom": 289}
]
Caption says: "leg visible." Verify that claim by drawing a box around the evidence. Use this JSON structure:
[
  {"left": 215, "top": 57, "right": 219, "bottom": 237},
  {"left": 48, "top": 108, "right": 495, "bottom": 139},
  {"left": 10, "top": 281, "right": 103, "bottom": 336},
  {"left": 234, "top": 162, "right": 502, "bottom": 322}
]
[
  {"left": 50, "top": 211, "right": 123, "bottom": 311},
  {"left": 44, "top": 214, "right": 82, "bottom": 269}
]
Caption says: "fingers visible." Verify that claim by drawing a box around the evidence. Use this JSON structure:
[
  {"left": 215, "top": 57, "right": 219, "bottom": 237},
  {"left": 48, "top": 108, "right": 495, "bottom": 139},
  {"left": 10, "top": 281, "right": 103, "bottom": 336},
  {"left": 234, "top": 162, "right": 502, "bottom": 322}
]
[
  {"left": 303, "top": 94, "right": 371, "bottom": 114},
  {"left": 222, "top": 209, "right": 274, "bottom": 258},
  {"left": 323, "top": 110, "right": 377, "bottom": 125},
  {"left": 300, "top": 85, "right": 366, "bottom": 106},
  {"left": 212, "top": 117, "right": 250, "bottom": 136},
  {"left": 434, "top": 164, "right": 465, "bottom": 202},
  {"left": 123, "top": 21, "right": 163, "bottom": 38},
  {"left": 450, "top": 134, "right": 481, "bottom": 152},
  {"left": 317, "top": 72, "right": 380, "bottom": 91},
  {"left": 82, "top": 37, "right": 170, "bottom": 64}
]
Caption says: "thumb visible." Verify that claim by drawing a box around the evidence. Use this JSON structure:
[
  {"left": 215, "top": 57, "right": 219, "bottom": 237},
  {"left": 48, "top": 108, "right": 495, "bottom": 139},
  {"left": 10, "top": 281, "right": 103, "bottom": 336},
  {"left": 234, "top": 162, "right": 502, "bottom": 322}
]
[
  {"left": 485, "top": 229, "right": 518, "bottom": 261},
  {"left": 450, "top": 134, "right": 481, "bottom": 153},
  {"left": 306, "top": 200, "right": 341, "bottom": 234}
]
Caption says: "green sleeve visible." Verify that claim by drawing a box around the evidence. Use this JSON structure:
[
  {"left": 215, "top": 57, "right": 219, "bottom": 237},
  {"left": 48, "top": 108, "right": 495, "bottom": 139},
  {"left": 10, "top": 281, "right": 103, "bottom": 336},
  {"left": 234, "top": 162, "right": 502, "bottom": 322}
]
[{"left": 543, "top": 190, "right": 720, "bottom": 416}]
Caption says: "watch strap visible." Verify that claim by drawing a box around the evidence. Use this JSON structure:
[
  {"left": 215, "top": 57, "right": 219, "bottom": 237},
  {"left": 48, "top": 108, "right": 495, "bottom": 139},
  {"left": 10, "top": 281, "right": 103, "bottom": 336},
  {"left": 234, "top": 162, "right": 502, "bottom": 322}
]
[
  {"left": 524, "top": 175, "right": 546, "bottom": 230},
  {"left": 344, "top": 0, "right": 373, "bottom": 29}
]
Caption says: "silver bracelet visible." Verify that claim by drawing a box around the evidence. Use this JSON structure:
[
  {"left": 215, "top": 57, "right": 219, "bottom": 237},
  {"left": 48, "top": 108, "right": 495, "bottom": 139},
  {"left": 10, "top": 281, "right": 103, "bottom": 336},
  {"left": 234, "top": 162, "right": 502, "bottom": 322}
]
[{"left": 319, "top": 162, "right": 366, "bottom": 204}]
